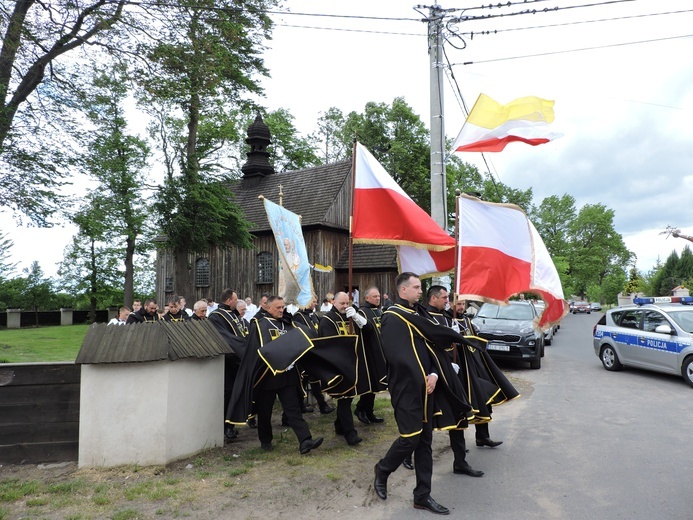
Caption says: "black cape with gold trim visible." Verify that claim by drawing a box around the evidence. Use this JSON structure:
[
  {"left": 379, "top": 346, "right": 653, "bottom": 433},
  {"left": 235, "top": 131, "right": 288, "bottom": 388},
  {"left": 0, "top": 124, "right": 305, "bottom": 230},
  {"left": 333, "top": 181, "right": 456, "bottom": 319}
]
[
  {"left": 458, "top": 314, "right": 520, "bottom": 411},
  {"left": 355, "top": 302, "right": 388, "bottom": 393},
  {"left": 381, "top": 300, "right": 473, "bottom": 436}
]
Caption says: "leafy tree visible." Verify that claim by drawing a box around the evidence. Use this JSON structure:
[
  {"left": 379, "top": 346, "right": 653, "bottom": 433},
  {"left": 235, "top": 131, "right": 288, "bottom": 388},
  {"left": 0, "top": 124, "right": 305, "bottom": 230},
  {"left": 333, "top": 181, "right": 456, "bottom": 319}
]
[
  {"left": 602, "top": 269, "right": 627, "bottom": 305},
  {"left": 624, "top": 265, "right": 645, "bottom": 295},
  {"left": 534, "top": 195, "right": 576, "bottom": 258},
  {"left": 652, "top": 250, "right": 681, "bottom": 296},
  {"left": 262, "top": 108, "right": 320, "bottom": 172},
  {"left": 57, "top": 198, "right": 123, "bottom": 322},
  {"left": 568, "top": 203, "right": 632, "bottom": 296},
  {"left": 78, "top": 62, "right": 151, "bottom": 307},
  {"left": 316, "top": 107, "right": 348, "bottom": 164},
  {"left": 136, "top": 0, "right": 274, "bottom": 295},
  {"left": 0, "top": 230, "right": 17, "bottom": 279},
  {"left": 23, "top": 261, "right": 54, "bottom": 325},
  {"left": 0, "top": 0, "right": 129, "bottom": 223}
]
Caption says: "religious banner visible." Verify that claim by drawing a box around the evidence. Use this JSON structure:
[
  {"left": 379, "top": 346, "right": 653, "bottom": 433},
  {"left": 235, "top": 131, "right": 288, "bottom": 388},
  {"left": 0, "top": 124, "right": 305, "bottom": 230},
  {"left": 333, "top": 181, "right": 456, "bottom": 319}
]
[{"left": 263, "top": 198, "right": 314, "bottom": 308}]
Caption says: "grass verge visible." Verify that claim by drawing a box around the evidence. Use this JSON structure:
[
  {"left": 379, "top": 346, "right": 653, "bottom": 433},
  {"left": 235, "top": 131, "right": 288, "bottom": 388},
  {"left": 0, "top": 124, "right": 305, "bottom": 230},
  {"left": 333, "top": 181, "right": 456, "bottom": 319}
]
[{"left": 0, "top": 324, "right": 88, "bottom": 363}]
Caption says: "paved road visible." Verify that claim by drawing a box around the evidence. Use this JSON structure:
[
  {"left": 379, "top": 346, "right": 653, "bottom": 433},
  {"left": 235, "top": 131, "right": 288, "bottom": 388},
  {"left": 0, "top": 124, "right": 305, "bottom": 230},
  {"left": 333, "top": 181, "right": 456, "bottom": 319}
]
[{"left": 377, "top": 312, "right": 692, "bottom": 519}]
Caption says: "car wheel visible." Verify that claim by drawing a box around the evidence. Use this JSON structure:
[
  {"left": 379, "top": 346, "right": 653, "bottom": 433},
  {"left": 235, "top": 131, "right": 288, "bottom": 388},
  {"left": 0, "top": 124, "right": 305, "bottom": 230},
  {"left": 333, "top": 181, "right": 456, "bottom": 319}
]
[
  {"left": 545, "top": 336, "right": 552, "bottom": 346},
  {"left": 529, "top": 357, "right": 541, "bottom": 369},
  {"left": 540, "top": 342, "right": 545, "bottom": 357},
  {"left": 681, "top": 356, "right": 693, "bottom": 388},
  {"left": 600, "top": 345, "right": 622, "bottom": 371}
]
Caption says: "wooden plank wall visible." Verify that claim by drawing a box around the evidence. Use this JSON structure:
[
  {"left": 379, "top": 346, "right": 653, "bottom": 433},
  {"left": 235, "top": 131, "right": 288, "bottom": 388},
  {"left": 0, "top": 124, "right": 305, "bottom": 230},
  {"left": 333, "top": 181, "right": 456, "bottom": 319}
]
[{"left": 0, "top": 363, "right": 80, "bottom": 464}]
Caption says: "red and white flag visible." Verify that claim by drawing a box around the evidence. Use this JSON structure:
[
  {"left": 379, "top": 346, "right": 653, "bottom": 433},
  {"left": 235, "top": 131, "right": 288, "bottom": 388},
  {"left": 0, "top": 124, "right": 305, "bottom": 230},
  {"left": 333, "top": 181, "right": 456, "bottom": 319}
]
[
  {"left": 455, "top": 195, "right": 566, "bottom": 327},
  {"left": 352, "top": 142, "right": 454, "bottom": 277}
]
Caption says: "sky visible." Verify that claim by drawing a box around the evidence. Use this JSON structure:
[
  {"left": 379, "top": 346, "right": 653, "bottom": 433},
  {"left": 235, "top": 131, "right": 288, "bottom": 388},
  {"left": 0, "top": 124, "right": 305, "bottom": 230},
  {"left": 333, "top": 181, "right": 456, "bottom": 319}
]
[{"left": 4, "top": 0, "right": 693, "bottom": 280}]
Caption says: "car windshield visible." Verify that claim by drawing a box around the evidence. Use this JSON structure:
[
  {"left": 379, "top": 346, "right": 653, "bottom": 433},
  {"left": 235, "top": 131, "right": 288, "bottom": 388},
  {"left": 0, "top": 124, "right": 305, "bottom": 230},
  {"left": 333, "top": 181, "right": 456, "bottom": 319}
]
[
  {"left": 666, "top": 309, "right": 693, "bottom": 333},
  {"left": 477, "top": 303, "right": 535, "bottom": 320}
]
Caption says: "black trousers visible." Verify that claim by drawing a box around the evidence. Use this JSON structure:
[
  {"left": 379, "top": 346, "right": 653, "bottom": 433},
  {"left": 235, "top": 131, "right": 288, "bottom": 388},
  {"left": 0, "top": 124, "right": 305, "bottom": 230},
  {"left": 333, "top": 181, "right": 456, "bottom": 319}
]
[
  {"left": 377, "top": 401, "right": 434, "bottom": 501},
  {"left": 355, "top": 392, "right": 375, "bottom": 413},
  {"left": 449, "top": 429, "right": 467, "bottom": 467},
  {"left": 335, "top": 397, "right": 356, "bottom": 435},
  {"left": 256, "top": 385, "right": 311, "bottom": 446}
]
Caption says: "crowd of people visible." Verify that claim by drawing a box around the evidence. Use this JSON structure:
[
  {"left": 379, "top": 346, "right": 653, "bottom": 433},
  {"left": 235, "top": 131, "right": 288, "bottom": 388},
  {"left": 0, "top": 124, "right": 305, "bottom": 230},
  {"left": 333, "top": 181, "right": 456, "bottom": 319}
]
[{"left": 112, "top": 274, "right": 518, "bottom": 515}]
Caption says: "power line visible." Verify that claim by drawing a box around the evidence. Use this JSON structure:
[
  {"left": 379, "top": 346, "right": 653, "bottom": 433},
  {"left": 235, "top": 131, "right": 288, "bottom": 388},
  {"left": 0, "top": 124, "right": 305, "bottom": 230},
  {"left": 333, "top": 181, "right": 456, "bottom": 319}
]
[
  {"left": 275, "top": 23, "right": 423, "bottom": 37},
  {"left": 457, "top": 8, "right": 693, "bottom": 38},
  {"left": 455, "top": 33, "right": 693, "bottom": 66}
]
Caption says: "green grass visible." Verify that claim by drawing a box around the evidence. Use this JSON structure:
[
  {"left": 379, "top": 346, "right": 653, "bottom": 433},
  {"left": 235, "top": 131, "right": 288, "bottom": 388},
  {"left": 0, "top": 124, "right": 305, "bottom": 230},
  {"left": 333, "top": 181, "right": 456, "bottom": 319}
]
[{"left": 0, "top": 324, "right": 88, "bottom": 363}]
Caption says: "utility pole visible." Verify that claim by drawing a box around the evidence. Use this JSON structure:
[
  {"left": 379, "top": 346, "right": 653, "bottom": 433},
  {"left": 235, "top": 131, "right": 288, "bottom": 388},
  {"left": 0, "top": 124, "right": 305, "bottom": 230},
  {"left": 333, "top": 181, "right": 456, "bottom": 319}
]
[{"left": 428, "top": 4, "right": 447, "bottom": 231}]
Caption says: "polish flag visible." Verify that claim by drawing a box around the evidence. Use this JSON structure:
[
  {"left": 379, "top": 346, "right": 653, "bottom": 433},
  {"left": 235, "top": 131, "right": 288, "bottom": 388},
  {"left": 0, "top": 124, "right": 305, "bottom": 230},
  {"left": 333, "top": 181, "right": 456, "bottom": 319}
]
[
  {"left": 452, "top": 94, "right": 563, "bottom": 153},
  {"left": 455, "top": 196, "right": 566, "bottom": 327},
  {"left": 352, "top": 142, "right": 454, "bottom": 277}
]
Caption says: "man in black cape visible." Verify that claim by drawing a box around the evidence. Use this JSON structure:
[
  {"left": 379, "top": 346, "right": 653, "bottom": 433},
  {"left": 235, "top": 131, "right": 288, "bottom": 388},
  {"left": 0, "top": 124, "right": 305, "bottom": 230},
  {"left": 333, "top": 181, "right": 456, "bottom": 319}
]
[
  {"left": 424, "top": 285, "right": 487, "bottom": 478},
  {"left": 292, "top": 298, "right": 335, "bottom": 415},
  {"left": 208, "top": 289, "right": 248, "bottom": 440},
  {"left": 318, "top": 291, "right": 364, "bottom": 446},
  {"left": 126, "top": 298, "right": 160, "bottom": 324},
  {"left": 373, "top": 273, "right": 474, "bottom": 516},
  {"left": 454, "top": 299, "right": 520, "bottom": 446},
  {"left": 226, "top": 295, "right": 323, "bottom": 455},
  {"left": 353, "top": 286, "right": 388, "bottom": 425}
]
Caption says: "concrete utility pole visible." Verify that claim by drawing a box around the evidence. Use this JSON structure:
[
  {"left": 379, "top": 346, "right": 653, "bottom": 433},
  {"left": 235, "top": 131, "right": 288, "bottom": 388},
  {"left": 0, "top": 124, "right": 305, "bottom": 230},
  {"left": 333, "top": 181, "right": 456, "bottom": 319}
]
[{"left": 428, "top": 4, "right": 447, "bottom": 231}]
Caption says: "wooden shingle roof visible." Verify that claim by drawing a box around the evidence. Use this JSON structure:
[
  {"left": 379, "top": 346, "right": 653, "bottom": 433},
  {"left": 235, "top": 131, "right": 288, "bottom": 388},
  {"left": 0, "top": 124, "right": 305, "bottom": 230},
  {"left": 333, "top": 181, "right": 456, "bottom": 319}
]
[
  {"left": 334, "top": 244, "right": 399, "bottom": 271},
  {"left": 75, "top": 320, "right": 233, "bottom": 364},
  {"left": 229, "top": 161, "right": 352, "bottom": 233}
]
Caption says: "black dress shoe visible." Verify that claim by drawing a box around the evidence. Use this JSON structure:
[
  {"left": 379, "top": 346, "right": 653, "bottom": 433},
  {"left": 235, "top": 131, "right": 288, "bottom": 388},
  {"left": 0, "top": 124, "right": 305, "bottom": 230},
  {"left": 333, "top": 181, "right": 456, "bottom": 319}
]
[
  {"left": 299, "top": 437, "right": 324, "bottom": 454},
  {"left": 247, "top": 418, "right": 257, "bottom": 429},
  {"left": 476, "top": 438, "right": 503, "bottom": 448},
  {"left": 373, "top": 464, "right": 388, "bottom": 500},
  {"left": 366, "top": 411, "right": 384, "bottom": 423},
  {"left": 319, "top": 404, "right": 335, "bottom": 414},
  {"left": 413, "top": 496, "right": 449, "bottom": 515},
  {"left": 453, "top": 462, "right": 484, "bottom": 477},
  {"left": 224, "top": 424, "right": 238, "bottom": 440},
  {"left": 260, "top": 442, "right": 273, "bottom": 451},
  {"left": 345, "top": 430, "right": 362, "bottom": 446},
  {"left": 402, "top": 456, "right": 414, "bottom": 470},
  {"left": 302, "top": 405, "right": 314, "bottom": 413},
  {"left": 354, "top": 409, "right": 371, "bottom": 425}
]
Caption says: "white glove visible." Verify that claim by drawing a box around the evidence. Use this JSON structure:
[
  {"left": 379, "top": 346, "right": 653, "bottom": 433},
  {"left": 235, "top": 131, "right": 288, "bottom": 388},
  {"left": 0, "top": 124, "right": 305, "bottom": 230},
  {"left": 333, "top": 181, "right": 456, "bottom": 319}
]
[
  {"left": 345, "top": 307, "right": 357, "bottom": 319},
  {"left": 287, "top": 364, "right": 294, "bottom": 371},
  {"left": 451, "top": 362, "right": 460, "bottom": 374},
  {"left": 352, "top": 313, "right": 367, "bottom": 328},
  {"left": 451, "top": 320, "right": 460, "bottom": 333}
]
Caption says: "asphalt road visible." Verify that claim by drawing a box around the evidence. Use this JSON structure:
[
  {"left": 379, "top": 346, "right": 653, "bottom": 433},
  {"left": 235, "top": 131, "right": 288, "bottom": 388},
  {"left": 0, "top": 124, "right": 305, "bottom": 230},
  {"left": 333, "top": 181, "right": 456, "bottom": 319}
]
[{"left": 380, "top": 312, "right": 693, "bottom": 519}]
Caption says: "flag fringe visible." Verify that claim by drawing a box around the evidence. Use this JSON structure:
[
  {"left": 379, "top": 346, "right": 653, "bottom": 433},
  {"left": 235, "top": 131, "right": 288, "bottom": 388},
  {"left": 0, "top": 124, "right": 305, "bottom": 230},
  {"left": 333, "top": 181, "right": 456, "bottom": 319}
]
[{"left": 354, "top": 237, "right": 453, "bottom": 252}]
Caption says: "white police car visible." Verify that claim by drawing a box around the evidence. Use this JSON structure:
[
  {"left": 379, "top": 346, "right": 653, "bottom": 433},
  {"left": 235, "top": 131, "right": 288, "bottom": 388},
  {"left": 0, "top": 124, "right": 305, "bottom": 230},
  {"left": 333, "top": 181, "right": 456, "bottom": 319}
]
[{"left": 593, "top": 296, "right": 693, "bottom": 387}]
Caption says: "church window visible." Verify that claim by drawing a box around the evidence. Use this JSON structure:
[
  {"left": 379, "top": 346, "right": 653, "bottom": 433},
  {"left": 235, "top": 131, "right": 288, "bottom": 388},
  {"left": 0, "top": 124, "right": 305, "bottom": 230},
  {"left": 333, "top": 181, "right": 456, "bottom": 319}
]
[
  {"left": 195, "top": 258, "right": 210, "bottom": 287},
  {"left": 257, "top": 252, "right": 273, "bottom": 284}
]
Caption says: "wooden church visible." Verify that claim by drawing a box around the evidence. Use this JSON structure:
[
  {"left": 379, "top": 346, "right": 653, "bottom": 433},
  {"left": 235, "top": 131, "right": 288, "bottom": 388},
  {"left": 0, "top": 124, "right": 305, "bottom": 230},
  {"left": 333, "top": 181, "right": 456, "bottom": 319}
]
[{"left": 155, "top": 115, "right": 398, "bottom": 305}]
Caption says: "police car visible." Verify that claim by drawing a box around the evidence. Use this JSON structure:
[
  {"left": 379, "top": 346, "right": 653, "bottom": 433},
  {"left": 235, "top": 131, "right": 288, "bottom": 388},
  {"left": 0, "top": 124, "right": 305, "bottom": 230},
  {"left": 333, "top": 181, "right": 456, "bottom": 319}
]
[{"left": 593, "top": 296, "right": 693, "bottom": 387}]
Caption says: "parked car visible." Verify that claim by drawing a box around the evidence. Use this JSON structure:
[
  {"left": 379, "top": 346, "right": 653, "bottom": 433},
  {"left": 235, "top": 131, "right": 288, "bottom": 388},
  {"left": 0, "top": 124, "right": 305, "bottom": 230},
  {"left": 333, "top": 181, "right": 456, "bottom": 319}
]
[
  {"left": 590, "top": 302, "right": 602, "bottom": 311},
  {"left": 472, "top": 301, "right": 545, "bottom": 369},
  {"left": 593, "top": 296, "right": 693, "bottom": 387},
  {"left": 573, "top": 301, "right": 591, "bottom": 314}
]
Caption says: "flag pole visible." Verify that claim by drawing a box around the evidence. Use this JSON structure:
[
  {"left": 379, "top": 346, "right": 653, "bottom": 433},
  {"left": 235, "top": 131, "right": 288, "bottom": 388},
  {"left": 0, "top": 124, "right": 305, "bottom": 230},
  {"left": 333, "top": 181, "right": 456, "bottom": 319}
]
[
  {"left": 348, "top": 138, "right": 357, "bottom": 333},
  {"left": 451, "top": 189, "right": 461, "bottom": 364}
]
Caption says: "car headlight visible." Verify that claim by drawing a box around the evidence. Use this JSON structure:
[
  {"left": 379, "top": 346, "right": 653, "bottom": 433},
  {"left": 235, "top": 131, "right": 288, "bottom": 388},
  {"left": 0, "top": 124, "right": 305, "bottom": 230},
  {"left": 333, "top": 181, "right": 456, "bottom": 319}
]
[{"left": 520, "top": 327, "right": 534, "bottom": 334}]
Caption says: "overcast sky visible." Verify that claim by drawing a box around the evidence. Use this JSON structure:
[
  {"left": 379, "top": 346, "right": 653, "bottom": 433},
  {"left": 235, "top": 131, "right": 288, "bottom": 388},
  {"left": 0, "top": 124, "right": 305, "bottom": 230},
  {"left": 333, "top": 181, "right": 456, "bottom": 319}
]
[{"left": 4, "top": 0, "right": 693, "bottom": 279}]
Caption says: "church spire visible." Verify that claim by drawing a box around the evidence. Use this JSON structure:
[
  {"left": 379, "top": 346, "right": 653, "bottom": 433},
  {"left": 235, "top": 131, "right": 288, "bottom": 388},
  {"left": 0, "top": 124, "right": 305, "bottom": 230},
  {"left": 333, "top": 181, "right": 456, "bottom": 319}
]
[{"left": 241, "top": 113, "right": 275, "bottom": 182}]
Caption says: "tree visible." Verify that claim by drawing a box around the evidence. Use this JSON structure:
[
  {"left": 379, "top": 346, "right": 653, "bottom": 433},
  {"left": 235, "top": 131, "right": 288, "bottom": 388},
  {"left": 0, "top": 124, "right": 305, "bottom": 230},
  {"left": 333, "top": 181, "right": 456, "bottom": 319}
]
[
  {"left": 0, "top": 0, "right": 129, "bottom": 223},
  {"left": 57, "top": 198, "right": 123, "bottom": 322},
  {"left": 316, "top": 107, "right": 348, "bottom": 164},
  {"left": 534, "top": 195, "right": 576, "bottom": 258},
  {"left": 568, "top": 203, "right": 632, "bottom": 296},
  {"left": 78, "top": 62, "right": 151, "bottom": 307},
  {"left": 136, "top": 0, "right": 275, "bottom": 296},
  {"left": 23, "top": 261, "right": 54, "bottom": 325},
  {"left": 262, "top": 108, "right": 320, "bottom": 172},
  {"left": 652, "top": 250, "right": 681, "bottom": 296},
  {"left": 601, "top": 269, "right": 627, "bottom": 305},
  {"left": 0, "top": 230, "right": 17, "bottom": 279}
]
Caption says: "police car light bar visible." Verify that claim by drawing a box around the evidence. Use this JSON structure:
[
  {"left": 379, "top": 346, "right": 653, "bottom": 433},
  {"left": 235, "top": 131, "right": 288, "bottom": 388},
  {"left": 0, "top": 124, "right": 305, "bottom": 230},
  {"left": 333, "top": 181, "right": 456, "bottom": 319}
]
[{"left": 633, "top": 296, "right": 693, "bottom": 305}]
